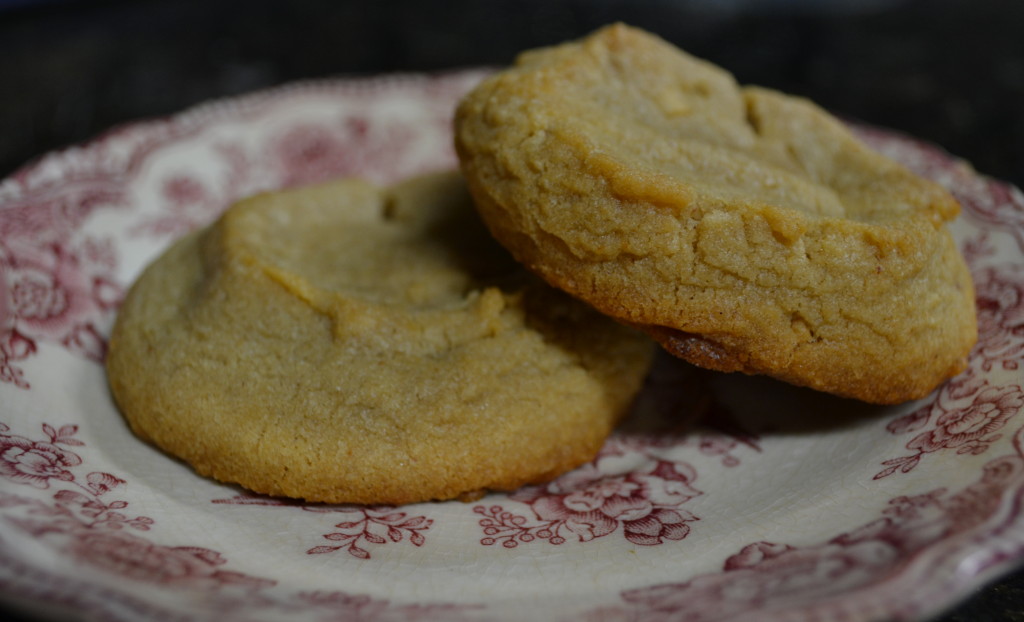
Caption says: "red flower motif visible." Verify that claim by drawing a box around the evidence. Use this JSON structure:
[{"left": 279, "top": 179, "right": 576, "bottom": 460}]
[
  {"left": 515, "top": 460, "right": 700, "bottom": 545},
  {"left": 161, "top": 175, "right": 208, "bottom": 206},
  {"left": 622, "top": 508, "right": 695, "bottom": 546},
  {"left": 271, "top": 116, "right": 417, "bottom": 187},
  {"left": 67, "top": 529, "right": 271, "bottom": 589},
  {"left": 0, "top": 237, "right": 121, "bottom": 388},
  {"left": 973, "top": 266, "right": 1024, "bottom": 370},
  {"left": 4, "top": 243, "right": 109, "bottom": 337},
  {"left": 724, "top": 541, "right": 797, "bottom": 570},
  {"left": 10, "top": 267, "right": 68, "bottom": 321},
  {"left": 274, "top": 124, "right": 352, "bottom": 187},
  {"left": 621, "top": 539, "right": 901, "bottom": 620},
  {"left": 0, "top": 433, "right": 82, "bottom": 488},
  {"left": 906, "top": 385, "right": 1023, "bottom": 455}
]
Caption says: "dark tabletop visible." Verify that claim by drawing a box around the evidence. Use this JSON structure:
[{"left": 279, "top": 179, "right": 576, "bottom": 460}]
[{"left": 1, "top": 0, "right": 1022, "bottom": 620}]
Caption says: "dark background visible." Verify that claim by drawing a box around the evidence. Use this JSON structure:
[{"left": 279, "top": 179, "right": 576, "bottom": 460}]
[{"left": 1, "top": 0, "right": 1022, "bottom": 620}]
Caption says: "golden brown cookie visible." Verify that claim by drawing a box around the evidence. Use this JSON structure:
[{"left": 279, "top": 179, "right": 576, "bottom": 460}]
[
  {"left": 106, "top": 172, "right": 652, "bottom": 504},
  {"left": 454, "top": 24, "right": 976, "bottom": 405}
]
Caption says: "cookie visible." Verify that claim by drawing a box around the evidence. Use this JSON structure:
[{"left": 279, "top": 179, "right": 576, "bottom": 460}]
[
  {"left": 454, "top": 24, "right": 976, "bottom": 404},
  {"left": 106, "top": 172, "right": 652, "bottom": 504}
]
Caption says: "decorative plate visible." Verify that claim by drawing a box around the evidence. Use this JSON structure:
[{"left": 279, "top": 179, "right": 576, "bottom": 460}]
[{"left": 1, "top": 70, "right": 1022, "bottom": 622}]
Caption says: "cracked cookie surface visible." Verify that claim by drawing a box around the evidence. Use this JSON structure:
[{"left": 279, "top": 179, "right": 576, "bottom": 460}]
[
  {"left": 106, "top": 172, "right": 652, "bottom": 504},
  {"left": 454, "top": 23, "right": 976, "bottom": 404}
]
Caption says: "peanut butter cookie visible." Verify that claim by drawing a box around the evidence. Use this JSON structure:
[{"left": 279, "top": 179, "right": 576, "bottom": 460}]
[
  {"left": 106, "top": 172, "right": 652, "bottom": 504},
  {"left": 454, "top": 24, "right": 976, "bottom": 404}
]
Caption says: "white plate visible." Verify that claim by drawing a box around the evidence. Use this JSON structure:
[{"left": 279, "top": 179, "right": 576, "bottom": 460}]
[{"left": 1, "top": 70, "right": 1022, "bottom": 622}]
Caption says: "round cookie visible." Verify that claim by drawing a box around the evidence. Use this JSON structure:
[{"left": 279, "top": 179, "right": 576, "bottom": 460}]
[
  {"left": 106, "top": 172, "right": 652, "bottom": 504},
  {"left": 454, "top": 24, "right": 976, "bottom": 405}
]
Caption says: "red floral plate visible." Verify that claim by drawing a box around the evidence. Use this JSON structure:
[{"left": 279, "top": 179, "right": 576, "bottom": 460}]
[{"left": 1, "top": 70, "right": 1022, "bottom": 622}]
